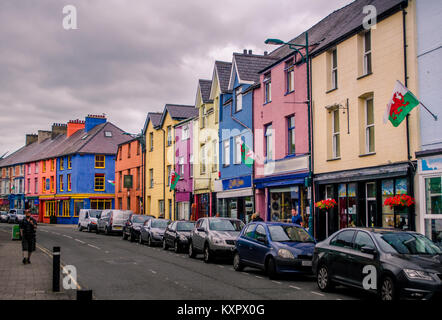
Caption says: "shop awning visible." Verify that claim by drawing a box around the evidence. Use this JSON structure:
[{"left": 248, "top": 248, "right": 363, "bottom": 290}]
[
  {"left": 217, "top": 188, "right": 253, "bottom": 199},
  {"left": 254, "top": 172, "right": 308, "bottom": 189},
  {"left": 314, "top": 162, "right": 411, "bottom": 185}
]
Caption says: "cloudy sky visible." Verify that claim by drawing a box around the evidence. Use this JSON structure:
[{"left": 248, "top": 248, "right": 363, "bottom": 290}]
[{"left": 0, "top": 0, "right": 353, "bottom": 156}]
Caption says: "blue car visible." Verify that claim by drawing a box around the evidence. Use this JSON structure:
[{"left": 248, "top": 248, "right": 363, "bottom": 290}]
[{"left": 233, "top": 222, "right": 316, "bottom": 279}]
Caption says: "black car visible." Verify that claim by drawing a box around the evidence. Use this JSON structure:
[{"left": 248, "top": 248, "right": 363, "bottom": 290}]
[
  {"left": 312, "top": 228, "right": 442, "bottom": 300},
  {"left": 162, "top": 220, "right": 196, "bottom": 253},
  {"left": 122, "top": 214, "right": 154, "bottom": 242}
]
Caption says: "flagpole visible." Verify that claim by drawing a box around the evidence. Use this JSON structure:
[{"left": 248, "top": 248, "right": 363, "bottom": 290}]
[{"left": 419, "top": 101, "right": 438, "bottom": 121}]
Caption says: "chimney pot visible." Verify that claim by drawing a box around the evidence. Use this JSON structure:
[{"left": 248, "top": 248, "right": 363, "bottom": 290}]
[
  {"left": 243, "top": 49, "right": 247, "bottom": 54},
  {"left": 264, "top": 51, "right": 268, "bottom": 56},
  {"left": 248, "top": 50, "right": 252, "bottom": 55}
]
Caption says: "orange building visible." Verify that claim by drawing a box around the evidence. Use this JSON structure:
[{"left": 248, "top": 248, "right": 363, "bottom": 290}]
[{"left": 115, "top": 137, "right": 144, "bottom": 214}]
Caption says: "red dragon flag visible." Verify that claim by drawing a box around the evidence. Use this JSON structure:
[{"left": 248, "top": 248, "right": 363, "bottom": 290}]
[{"left": 384, "top": 81, "right": 420, "bottom": 127}]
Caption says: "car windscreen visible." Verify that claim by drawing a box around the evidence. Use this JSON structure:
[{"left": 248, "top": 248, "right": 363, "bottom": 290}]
[
  {"left": 268, "top": 225, "right": 315, "bottom": 243},
  {"left": 373, "top": 232, "right": 441, "bottom": 255},
  {"left": 133, "top": 215, "right": 151, "bottom": 223},
  {"left": 176, "top": 222, "right": 195, "bottom": 231},
  {"left": 89, "top": 210, "right": 101, "bottom": 218},
  {"left": 151, "top": 220, "right": 169, "bottom": 229},
  {"left": 209, "top": 219, "right": 244, "bottom": 231},
  {"left": 113, "top": 211, "right": 132, "bottom": 220}
]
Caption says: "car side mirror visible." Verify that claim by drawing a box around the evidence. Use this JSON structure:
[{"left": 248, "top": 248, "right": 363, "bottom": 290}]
[{"left": 361, "top": 246, "right": 377, "bottom": 256}]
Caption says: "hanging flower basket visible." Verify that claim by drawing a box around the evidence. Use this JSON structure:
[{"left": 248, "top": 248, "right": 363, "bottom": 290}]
[
  {"left": 315, "top": 198, "right": 337, "bottom": 210},
  {"left": 384, "top": 194, "right": 415, "bottom": 209}
]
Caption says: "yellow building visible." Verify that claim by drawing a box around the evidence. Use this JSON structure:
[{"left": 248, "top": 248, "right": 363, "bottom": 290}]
[
  {"left": 193, "top": 79, "right": 219, "bottom": 218},
  {"left": 143, "top": 105, "right": 197, "bottom": 219},
  {"left": 310, "top": 0, "right": 419, "bottom": 239}
]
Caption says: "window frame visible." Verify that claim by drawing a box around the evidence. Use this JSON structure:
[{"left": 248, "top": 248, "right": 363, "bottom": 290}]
[
  {"left": 365, "top": 97, "right": 375, "bottom": 154},
  {"left": 285, "top": 59, "right": 295, "bottom": 94},
  {"left": 95, "top": 155, "right": 105, "bottom": 169},
  {"left": 264, "top": 124, "right": 273, "bottom": 161},
  {"left": 332, "top": 109, "right": 340, "bottom": 159},
  {"left": 287, "top": 115, "right": 296, "bottom": 155},
  {"left": 263, "top": 73, "right": 272, "bottom": 104},
  {"left": 94, "top": 174, "right": 105, "bottom": 192},
  {"left": 223, "top": 139, "right": 230, "bottom": 167},
  {"left": 331, "top": 48, "right": 338, "bottom": 90},
  {"left": 363, "top": 30, "right": 372, "bottom": 75},
  {"left": 235, "top": 87, "right": 243, "bottom": 112}
]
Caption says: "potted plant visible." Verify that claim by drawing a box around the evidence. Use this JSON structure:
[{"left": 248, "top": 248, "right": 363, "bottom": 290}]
[
  {"left": 384, "top": 194, "right": 415, "bottom": 209},
  {"left": 315, "top": 199, "right": 337, "bottom": 238}
]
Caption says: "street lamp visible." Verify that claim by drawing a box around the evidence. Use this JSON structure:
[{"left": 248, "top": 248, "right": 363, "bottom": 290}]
[{"left": 265, "top": 32, "right": 315, "bottom": 237}]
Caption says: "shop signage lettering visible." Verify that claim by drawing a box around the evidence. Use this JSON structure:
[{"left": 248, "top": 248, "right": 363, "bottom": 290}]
[{"left": 222, "top": 176, "right": 251, "bottom": 191}]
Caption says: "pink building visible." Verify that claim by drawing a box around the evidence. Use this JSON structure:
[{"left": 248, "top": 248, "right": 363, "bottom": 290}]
[{"left": 253, "top": 50, "right": 310, "bottom": 224}]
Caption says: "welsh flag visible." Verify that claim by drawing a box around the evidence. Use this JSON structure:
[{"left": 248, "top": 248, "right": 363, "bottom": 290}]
[
  {"left": 107, "top": 180, "right": 115, "bottom": 186},
  {"left": 170, "top": 171, "right": 180, "bottom": 191},
  {"left": 384, "top": 81, "right": 420, "bottom": 127},
  {"left": 241, "top": 143, "right": 254, "bottom": 168}
]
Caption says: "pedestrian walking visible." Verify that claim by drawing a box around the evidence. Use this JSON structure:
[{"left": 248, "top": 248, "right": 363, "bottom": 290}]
[
  {"left": 251, "top": 213, "right": 263, "bottom": 222},
  {"left": 19, "top": 210, "right": 37, "bottom": 264},
  {"left": 291, "top": 207, "right": 303, "bottom": 226}
]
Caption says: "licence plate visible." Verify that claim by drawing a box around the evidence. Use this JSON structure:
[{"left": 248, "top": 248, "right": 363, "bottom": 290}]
[
  {"left": 113, "top": 226, "right": 122, "bottom": 230},
  {"left": 301, "top": 260, "right": 312, "bottom": 267}
]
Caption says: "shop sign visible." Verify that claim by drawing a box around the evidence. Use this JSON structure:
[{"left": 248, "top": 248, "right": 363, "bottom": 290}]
[
  {"left": 222, "top": 176, "right": 252, "bottom": 191},
  {"left": 421, "top": 157, "right": 442, "bottom": 172}
]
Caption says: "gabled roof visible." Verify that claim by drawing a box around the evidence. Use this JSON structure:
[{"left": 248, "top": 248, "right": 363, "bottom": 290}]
[
  {"left": 143, "top": 112, "right": 163, "bottom": 133},
  {"left": 199, "top": 80, "right": 212, "bottom": 104},
  {"left": 228, "top": 53, "right": 278, "bottom": 91},
  {"left": 159, "top": 104, "right": 198, "bottom": 128},
  {"left": 210, "top": 61, "right": 232, "bottom": 98}
]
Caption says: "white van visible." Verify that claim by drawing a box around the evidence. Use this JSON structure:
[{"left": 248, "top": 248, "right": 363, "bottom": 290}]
[{"left": 78, "top": 209, "right": 102, "bottom": 232}]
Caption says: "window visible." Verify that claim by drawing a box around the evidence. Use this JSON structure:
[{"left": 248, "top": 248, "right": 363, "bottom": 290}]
[
  {"left": 179, "top": 157, "right": 184, "bottom": 176},
  {"left": 201, "top": 106, "right": 206, "bottom": 128},
  {"left": 159, "top": 200, "right": 165, "bottom": 216},
  {"left": 59, "top": 175, "right": 64, "bottom": 192},
  {"left": 41, "top": 177, "right": 45, "bottom": 193},
  {"left": 243, "top": 224, "right": 256, "bottom": 238},
  {"left": 94, "top": 174, "right": 105, "bottom": 191},
  {"left": 27, "top": 179, "right": 31, "bottom": 193},
  {"left": 50, "top": 176, "right": 54, "bottom": 193},
  {"left": 286, "top": 59, "right": 295, "bottom": 93},
  {"left": 167, "top": 126, "right": 172, "bottom": 146},
  {"left": 363, "top": 30, "right": 372, "bottom": 75},
  {"left": 212, "top": 140, "right": 217, "bottom": 172},
  {"left": 189, "top": 154, "right": 194, "bottom": 178},
  {"left": 67, "top": 174, "right": 71, "bottom": 191},
  {"left": 136, "top": 167, "right": 140, "bottom": 190},
  {"left": 223, "top": 140, "right": 230, "bottom": 167},
  {"left": 118, "top": 197, "right": 122, "bottom": 209},
  {"left": 168, "top": 199, "right": 172, "bottom": 218},
  {"left": 234, "top": 136, "right": 242, "bottom": 164},
  {"left": 264, "top": 73, "right": 271, "bottom": 103},
  {"left": 330, "top": 230, "right": 355, "bottom": 248},
  {"left": 68, "top": 156, "right": 72, "bottom": 169},
  {"left": 254, "top": 225, "right": 267, "bottom": 241},
  {"left": 35, "top": 163, "right": 38, "bottom": 174},
  {"left": 60, "top": 158, "right": 64, "bottom": 171},
  {"left": 104, "top": 131, "right": 112, "bottom": 137},
  {"left": 331, "top": 48, "right": 338, "bottom": 90},
  {"left": 332, "top": 109, "right": 340, "bottom": 158},
  {"left": 95, "top": 155, "right": 105, "bottom": 168},
  {"left": 354, "top": 231, "right": 375, "bottom": 251},
  {"left": 118, "top": 147, "right": 122, "bottom": 160},
  {"left": 51, "top": 159, "right": 55, "bottom": 172},
  {"left": 167, "top": 165, "right": 171, "bottom": 186},
  {"left": 34, "top": 178, "right": 38, "bottom": 194},
  {"left": 137, "top": 141, "right": 140, "bottom": 155},
  {"left": 365, "top": 98, "right": 375, "bottom": 153},
  {"left": 182, "top": 125, "right": 189, "bottom": 140},
  {"left": 149, "top": 169, "right": 154, "bottom": 188},
  {"left": 287, "top": 116, "right": 295, "bottom": 155},
  {"left": 235, "top": 87, "right": 242, "bottom": 112},
  {"left": 28, "top": 165, "right": 31, "bottom": 175},
  {"left": 62, "top": 200, "right": 70, "bottom": 217},
  {"left": 127, "top": 197, "right": 131, "bottom": 210},
  {"left": 149, "top": 132, "right": 154, "bottom": 151},
  {"left": 42, "top": 161, "right": 46, "bottom": 173},
  {"left": 200, "top": 144, "right": 206, "bottom": 174},
  {"left": 119, "top": 172, "right": 122, "bottom": 191},
  {"left": 265, "top": 124, "right": 273, "bottom": 161},
  {"left": 90, "top": 199, "right": 111, "bottom": 210}
]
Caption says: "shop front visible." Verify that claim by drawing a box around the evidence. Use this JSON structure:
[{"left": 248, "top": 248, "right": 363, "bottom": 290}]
[
  {"left": 314, "top": 162, "right": 415, "bottom": 240},
  {"left": 192, "top": 191, "right": 216, "bottom": 221},
  {"left": 25, "top": 197, "right": 39, "bottom": 216},
  {"left": 416, "top": 150, "right": 442, "bottom": 247},
  {"left": 175, "top": 191, "right": 192, "bottom": 221},
  {"left": 0, "top": 197, "right": 9, "bottom": 211},
  {"left": 216, "top": 176, "right": 254, "bottom": 223}
]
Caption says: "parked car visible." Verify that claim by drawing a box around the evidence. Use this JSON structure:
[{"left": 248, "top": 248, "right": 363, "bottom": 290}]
[
  {"left": 7, "top": 212, "right": 16, "bottom": 224},
  {"left": 139, "top": 218, "right": 170, "bottom": 246},
  {"left": 188, "top": 217, "right": 245, "bottom": 263},
  {"left": 97, "top": 210, "right": 133, "bottom": 235},
  {"left": 78, "top": 209, "right": 102, "bottom": 232},
  {"left": 163, "top": 220, "right": 196, "bottom": 253},
  {"left": 233, "top": 222, "right": 316, "bottom": 279},
  {"left": 0, "top": 211, "right": 8, "bottom": 223},
  {"left": 7, "top": 209, "right": 24, "bottom": 224},
  {"left": 312, "top": 228, "right": 442, "bottom": 300},
  {"left": 122, "top": 214, "right": 154, "bottom": 242}
]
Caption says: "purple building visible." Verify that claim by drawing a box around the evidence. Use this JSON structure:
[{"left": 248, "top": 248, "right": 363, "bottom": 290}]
[{"left": 174, "top": 117, "right": 197, "bottom": 220}]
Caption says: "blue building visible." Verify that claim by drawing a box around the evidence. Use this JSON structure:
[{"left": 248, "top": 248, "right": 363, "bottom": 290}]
[{"left": 415, "top": 0, "right": 442, "bottom": 245}]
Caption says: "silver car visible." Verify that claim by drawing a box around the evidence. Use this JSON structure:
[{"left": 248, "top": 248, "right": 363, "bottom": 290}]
[
  {"left": 188, "top": 217, "right": 245, "bottom": 263},
  {"left": 97, "top": 210, "right": 133, "bottom": 235}
]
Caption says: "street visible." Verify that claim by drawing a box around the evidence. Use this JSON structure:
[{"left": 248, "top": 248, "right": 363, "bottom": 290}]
[{"left": 0, "top": 224, "right": 371, "bottom": 300}]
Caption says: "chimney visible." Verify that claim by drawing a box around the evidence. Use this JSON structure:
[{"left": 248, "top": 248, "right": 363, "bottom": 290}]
[
  {"left": 25, "top": 134, "right": 38, "bottom": 146},
  {"left": 85, "top": 114, "right": 107, "bottom": 133},
  {"left": 264, "top": 51, "right": 268, "bottom": 56},
  {"left": 51, "top": 123, "right": 67, "bottom": 139},
  {"left": 37, "top": 130, "right": 51, "bottom": 143},
  {"left": 248, "top": 50, "right": 252, "bottom": 55},
  {"left": 243, "top": 49, "right": 247, "bottom": 54},
  {"left": 67, "top": 119, "right": 85, "bottom": 137}
]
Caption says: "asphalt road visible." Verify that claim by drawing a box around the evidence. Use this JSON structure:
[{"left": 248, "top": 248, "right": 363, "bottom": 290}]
[{"left": 0, "top": 223, "right": 372, "bottom": 300}]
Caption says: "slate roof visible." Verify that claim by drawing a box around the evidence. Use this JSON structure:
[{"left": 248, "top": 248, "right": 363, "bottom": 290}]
[
  {"left": 159, "top": 104, "right": 198, "bottom": 128},
  {"left": 142, "top": 112, "right": 163, "bottom": 133},
  {"left": 232, "top": 53, "right": 279, "bottom": 84},
  {"left": 268, "top": 0, "right": 407, "bottom": 61},
  {"left": 198, "top": 80, "right": 212, "bottom": 104},
  {"left": 214, "top": 61, "right": 232, "bottom": 93}
]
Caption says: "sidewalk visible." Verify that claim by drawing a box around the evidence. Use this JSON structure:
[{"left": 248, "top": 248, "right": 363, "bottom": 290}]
[{"left": 0, "top": 227, "right": 75, "bottom": 300}]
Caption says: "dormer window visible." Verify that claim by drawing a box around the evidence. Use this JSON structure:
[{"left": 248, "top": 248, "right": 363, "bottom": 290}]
[{"left": 104, "top": 131, "right": 112, "bottom": 137}]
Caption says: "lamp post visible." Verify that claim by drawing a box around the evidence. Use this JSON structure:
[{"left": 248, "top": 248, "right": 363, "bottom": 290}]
[{"left": 265, "top": 32, "right": 314, "bottom": 237}]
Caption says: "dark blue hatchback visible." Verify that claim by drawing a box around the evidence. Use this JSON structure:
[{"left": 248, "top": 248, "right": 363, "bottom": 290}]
[{"left": 233, "top": 222, "right": 316, "bottom": 279}]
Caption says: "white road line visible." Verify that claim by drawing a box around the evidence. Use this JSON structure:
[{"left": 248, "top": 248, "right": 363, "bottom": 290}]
[
  {"left": 217, "top": 265, "right": 225, "bottom": 269},
  {"left": 41, "top": 230, "right": 48, "bottom": 233},
  {"left": 87, "top": 244, "right": 100, "bottom": 250},
  {"left": 255, "top": 276, "right": 263, "bottom": 279},
  {"left": 311, "top": 291, "right": 324, "bottom": 297},
  {"left": 336, "top": 298, "right": 342, "bottom": 300},
  {"left": 272, "top": 280, "right": 282, "bottom": 285},
  {"left": 75, "top": 239, "right": 85, "bottom": 244},
  {"left": 63, "top": 235, "right": 73, "bottom": 239},
  {"left": 289, "top": 285, "right": 301, "bottom": 290},
  {"left": 150, "top": 270, "right": 157, "bottom": 274}
]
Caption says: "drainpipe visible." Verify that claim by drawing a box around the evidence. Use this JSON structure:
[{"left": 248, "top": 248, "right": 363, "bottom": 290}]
[{"left": 161, "top": 128, "right": 166, "bottom": 219}]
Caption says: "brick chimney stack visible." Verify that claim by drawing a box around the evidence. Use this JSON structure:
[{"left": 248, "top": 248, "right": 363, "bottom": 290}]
[
  {"left": 51, "top": 123, "right": 67, "bottom": 139},
  {"left": 25, "top": 134, "right": 38, "bottom": 146},
  {"left": 67, "top": 119, "right": 86, "bottom": 137},
  {"left": 37, "top": 130, "right": 51, "bottom": 143}
]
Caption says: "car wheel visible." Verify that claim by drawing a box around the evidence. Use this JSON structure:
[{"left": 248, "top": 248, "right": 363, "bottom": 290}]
[
  {"left": 266, "top": 257, "right": 278, "bottom": 280},
  {"left": 174, "top": 241, "right": 180, "bottom": 253},
  {"left": 203, "top": 244, "right": 212, "bottom": 263},
  {"left": 233, "top": 252, "right": 244, "bottom": 272},
  {"left": 317, "top": 264, "right": 334, "bottom": 292},
  {"left": 380, "top": 276, "right": 396, "bottom": 301},
  {"left": 162, "top": 239, "right": 169, "bottom": 250},
  {"left": 188, "top": 242, "right": 196, "bottom": 258},
  {"left": 78, "top": 224, "right": 83, "bottom": 231},
  {"left": 87, "top": 225, "right": 92, "bottom": 233}
]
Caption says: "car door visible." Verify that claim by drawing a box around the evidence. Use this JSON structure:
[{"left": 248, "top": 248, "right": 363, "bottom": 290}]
[
  {"left": 194, "top": 219, "right": 207, "bottom": 251},
  {"left": 165, "top": 222, "right": 176, "bottom": 246},
  {"left": 327, "top": 230, "right": 356, "bottom": 284},
  {"left": 251, "top": 224, "right": 270, "bottom": 268},
  {"left": 83, "top": 211, "right": 89, "bottom": 228},
  {"left": 236, "top": 223, "right": 256, "bottom": 264},
  {"left": 346, "top": 231, "right": 380, "bottom": 291}
]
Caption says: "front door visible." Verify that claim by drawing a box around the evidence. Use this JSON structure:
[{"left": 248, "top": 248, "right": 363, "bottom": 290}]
[{"left": 366, "top": 182, "right": 377, "bottom": 227}]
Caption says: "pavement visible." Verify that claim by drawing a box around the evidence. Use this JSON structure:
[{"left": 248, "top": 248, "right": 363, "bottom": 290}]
[{"left": 0, "top": 225, "right": 75, "bottom": 300}]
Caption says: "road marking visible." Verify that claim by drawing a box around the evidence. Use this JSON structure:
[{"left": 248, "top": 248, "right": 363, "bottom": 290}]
[
  {"left": 150, "top": 270, "right": 157, "bottom": 274},
  {"left": 289, "top": 285, "right": 301, "bottom": 290},
  {"left": 272, "top": 280, "right": 282, "bottom": 285},
  {"left": 41, "top": 230, "right": 48, "bottom": 233},
  {"left": 75, "top": 239, "right": 85, "bottom": 244},
  {"left": 336, "top": 298, "right": 342, "bottom": 300},
  {"left": 105, "top": 251, "right": 109, "bottom": 254},
  {"left": 311, "top": 291, "right": 324, "bottom": 297},
  {"left": 217, "top": 265, "right": 225, "bottom": 269},
  {"left": 255, "top": 276, "right": 263, "bottom": 279},
  {"left": 87, "top": 244, "right": 100, "bottom": 250},
  {"left": 63, "top": 235, "right": 73, "bottom": 239}
]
